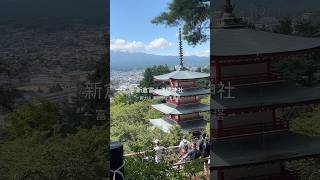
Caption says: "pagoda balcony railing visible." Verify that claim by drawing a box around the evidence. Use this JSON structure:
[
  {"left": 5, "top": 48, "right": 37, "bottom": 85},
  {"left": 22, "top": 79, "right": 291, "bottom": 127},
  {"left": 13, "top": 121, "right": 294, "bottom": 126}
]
[
  {"left": 221, "top": 72, "right": 284, "bottom": 86},
  {"left": 167, "top": 99, "right": 201, "bottom": 106},
  {"left": 213, "top": 119, "right": 289, "bottom": 139},
  {"left": 167, "top": 115, "right": 204, "bottom": 123},
  {"left": 238, "top": 168, "right": 299, "bottom": 180},
  {"left": 171, "top": 84, "right": 198, "bottom": 89}
]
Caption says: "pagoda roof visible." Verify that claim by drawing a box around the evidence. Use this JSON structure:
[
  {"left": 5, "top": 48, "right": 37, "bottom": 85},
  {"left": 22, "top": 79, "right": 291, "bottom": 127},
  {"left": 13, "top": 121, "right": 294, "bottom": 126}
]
[
  {"left": 152, "top": 103, "right": 210, "bottom": 115},
  {"left": 154, "top": 88, "right": 210, "bottom": 97},
  {"left": 211, "top": 83, "right": 320, "bottom": 111},
  {"left": 211, "top": 131, "right": 320, "bottom": 169},
  {"left": 211, "top": 28, "right": 320, "bottom": 57},
  {"left": 150, "top": 118, "right": 208, "bottom": 133},
  {"left": 154, "top": 71, "right": 209, "bottom": 81}
]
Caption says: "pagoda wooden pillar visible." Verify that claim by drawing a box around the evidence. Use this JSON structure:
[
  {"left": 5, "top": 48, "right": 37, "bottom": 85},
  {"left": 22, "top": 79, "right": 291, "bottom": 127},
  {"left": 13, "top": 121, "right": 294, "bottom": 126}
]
[
  {"left": 217, "top": 169, "right": 224, "bottom": 180},
  {"left": 214, "top": 60, "right": 222, "bottom": 84},
  {"left": 272, "top": 109, "right": 276, "bottom": 128},
  {"left": 217, "top": 118, "right": 223, "bottom": 137},
  {"left": 267, "top": 60, "right": 271, "bottom": 77}
]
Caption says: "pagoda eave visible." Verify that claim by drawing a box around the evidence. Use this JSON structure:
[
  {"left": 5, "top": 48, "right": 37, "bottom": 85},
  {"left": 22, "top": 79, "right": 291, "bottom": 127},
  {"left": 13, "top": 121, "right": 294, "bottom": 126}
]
[
  {"left": 152, "top": 103, "right": 210, "bottom": 115},
  {"left": 212, "top": 46, "right": 320, "bottom": 63},
  {"left": 153, "top": 88, "right": 210, "bottom": 97},
  {"left": 211, "top": 28, "right": 320, "bottom": 59},
  {"left": 150, "top": 118, "right": 208, "bottom": 133},
  {"left": 211, "top": 132, "right": 320, "bottom": 170},
  {"left": 154, "top": 71, "right": 210, "bottom": 81},
  {"left": 213, "top": 99, "right": 320, "bottom": 115},
  {"left": 211, "top": 83, "right": 320, "bottom": 113}
]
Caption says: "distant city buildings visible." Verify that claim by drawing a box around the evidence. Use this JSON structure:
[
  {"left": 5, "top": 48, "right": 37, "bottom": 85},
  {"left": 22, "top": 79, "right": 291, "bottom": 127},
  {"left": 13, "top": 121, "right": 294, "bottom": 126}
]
[
  {"left": 0, "top": 24, "right": 104, "bottom": 108},
  {"left": 110, "top": 64, "right": 210, "bottom": 95},
  {"left": 302, "top": 11, "right": 320, "bottom": 24}
]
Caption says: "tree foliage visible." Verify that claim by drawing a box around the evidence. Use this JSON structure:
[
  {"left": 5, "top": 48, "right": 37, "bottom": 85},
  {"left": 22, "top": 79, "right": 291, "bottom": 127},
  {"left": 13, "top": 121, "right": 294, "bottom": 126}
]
[
  {"left": 0, "top": 100, "right": 109, "bottom": 179},
  {"left": 272, "top": 57, "right": 320, "bottom": 86},
  {"left": 0, "top": 128, "right": 108, "bottom": 180},
  {"left": 152, "top": 0, "right": 210, "bottom": 46},
  {"left": 274, "top": 17, "right": 293, "bottom": 35},
  {"left": 295, "top": 20, "right": 320, "bottom": 37},
  {"left": 111, "top": 98, "right": 190, "bottom": 153},
  {"left": 287, "top": 108, "right": 320, "bottom": 179},
  {"left": 140, "top": 65, "right": 171, "bottom": 89}
]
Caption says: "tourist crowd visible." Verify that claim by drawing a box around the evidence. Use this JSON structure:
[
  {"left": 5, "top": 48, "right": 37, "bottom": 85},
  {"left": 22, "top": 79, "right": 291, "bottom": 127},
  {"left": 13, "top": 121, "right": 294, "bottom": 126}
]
[{"left": 152, "top": 133, "right": 210, "bottom": 164}]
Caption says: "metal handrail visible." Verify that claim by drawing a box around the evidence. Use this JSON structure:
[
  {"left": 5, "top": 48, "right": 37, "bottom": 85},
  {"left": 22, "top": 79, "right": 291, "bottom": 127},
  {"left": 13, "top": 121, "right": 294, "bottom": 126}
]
[
  {"left": 124, "top": 146, "right": 179, "bottom": 157},
  {"left": 124, "top": 146, "right": 210, "bottom": 168},
  {"left": 238, "top": 168, "right": 299, "bottom": 180},
  {"left": 221, "top": 72, "right": 284, "bottom": 86},
  {"left": 213, "top": 119, "right": 289, "bottom": 138}
]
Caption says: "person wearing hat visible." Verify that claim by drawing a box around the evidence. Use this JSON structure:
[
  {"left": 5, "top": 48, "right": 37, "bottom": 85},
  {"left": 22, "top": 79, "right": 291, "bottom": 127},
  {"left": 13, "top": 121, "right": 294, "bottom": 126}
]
[
  {"left": 153, "top": 139, "right": 165, "bottom": 163},
  {"left": 178, "top": 136, "right": 190, "bottom": 155}
]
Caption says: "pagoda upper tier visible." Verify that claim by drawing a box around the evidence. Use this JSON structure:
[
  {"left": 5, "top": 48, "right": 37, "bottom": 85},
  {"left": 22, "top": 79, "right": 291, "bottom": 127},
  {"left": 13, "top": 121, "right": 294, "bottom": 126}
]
[
  {"left": 210, "top": 28, "right": 320, "bottom": 85},
  {"left": 154, "top": 70, "right": 210, "bottom": 81},
  {"left": 212, "top": 131, "right": 320, "bottom": 170},
  {"left": 211, "top": 28, "right": 320, "bottom": 58},
  {"left": 211, "top": 82, "right": 320, "bottom": 113},
  {"left": 150, "top": 70, "right": 210, "bottom": 133}
]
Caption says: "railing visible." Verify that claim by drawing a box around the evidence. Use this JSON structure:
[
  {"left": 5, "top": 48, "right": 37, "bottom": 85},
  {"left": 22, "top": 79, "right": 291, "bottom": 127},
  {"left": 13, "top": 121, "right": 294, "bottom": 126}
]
[
  {"left": 284, "top": 168, "right": 300, "bottom": 180},
  {"left": 171, "top": 84, "right": 198, "bottom": 89},
  {"left": 167, "top": 116, "right": 204, "bottom": 123},
  {"left": 124, "top": 146, "right": 210, "bottom": 173},
  {"left": 239, "top": 168, "right": 299, "bottom": 180},
  {"left": 221, "top": 72, "right": 284, "bottom": 86},
  {"left": 213, "top": 119, "right": 289, "bottom": 139},
  {"left": 124, "top": 145, "right": 179, "bottom": 157},
  {"left": 167, "top": 99, "right": 201, "bottom": 106},
  {"left": 168, "top": 98, "right": 178, "bottom": 104}
]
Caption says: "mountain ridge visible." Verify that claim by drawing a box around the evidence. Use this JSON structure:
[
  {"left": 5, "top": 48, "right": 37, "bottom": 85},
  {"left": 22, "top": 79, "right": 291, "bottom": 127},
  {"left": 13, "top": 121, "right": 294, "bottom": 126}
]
[{"left": 110, "top": 51, "right": 209, "bottom": 70}]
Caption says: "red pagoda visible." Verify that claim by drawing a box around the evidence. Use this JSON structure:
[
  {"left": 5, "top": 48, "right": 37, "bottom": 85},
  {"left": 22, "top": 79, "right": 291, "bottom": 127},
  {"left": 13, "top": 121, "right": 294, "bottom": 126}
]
[
  {"left": 211, "top": 1, "right": 320, "bottom": 179},
  {"left": 150, "top": 29, "right": 210, "bottom": 134}
]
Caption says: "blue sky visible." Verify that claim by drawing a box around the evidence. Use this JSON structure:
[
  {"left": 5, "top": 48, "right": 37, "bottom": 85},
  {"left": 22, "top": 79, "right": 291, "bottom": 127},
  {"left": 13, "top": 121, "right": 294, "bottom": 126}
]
[{"left": 110, "top": 0, "right": 210, "bottom": 57}]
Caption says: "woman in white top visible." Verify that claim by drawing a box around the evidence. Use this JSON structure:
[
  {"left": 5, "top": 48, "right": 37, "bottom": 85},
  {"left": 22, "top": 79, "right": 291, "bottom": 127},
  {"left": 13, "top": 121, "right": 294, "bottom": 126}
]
[
  {"left": 153, "top": 139, "right": 165, "bottom": 163},
  {"left": 178, "top": 136, "right": 190, "bottom": 155}
]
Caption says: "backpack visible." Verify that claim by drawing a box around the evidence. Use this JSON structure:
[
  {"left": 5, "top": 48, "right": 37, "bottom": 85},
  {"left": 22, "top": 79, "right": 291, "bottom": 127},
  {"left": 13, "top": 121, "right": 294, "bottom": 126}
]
[
  {"left": 197, "top": 139, "right": 205, "bottom": 153},
  {"left": 203, "top": 140, "right": 210, "bottom": 158},
  {"left": 195, "top": 149, "right": 202, "bottom": 159},
  {"left": 181, "top": 142, "right": 189, "bottom": 151}
]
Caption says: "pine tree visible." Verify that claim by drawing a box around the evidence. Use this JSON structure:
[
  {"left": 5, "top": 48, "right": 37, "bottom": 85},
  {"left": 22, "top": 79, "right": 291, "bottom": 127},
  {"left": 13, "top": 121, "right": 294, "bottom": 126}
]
[{"left": 152, "top": 0, "right": 210, "bottom": 46}]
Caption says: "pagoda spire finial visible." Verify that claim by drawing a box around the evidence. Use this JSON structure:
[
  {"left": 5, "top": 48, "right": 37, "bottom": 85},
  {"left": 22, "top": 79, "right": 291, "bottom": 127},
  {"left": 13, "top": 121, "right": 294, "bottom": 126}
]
[
  {"left": 224, "top": 0, "right": 234, "bottom": 13},
  {"left": 179, "top": 28, "right": 184, "bottom": 67}
]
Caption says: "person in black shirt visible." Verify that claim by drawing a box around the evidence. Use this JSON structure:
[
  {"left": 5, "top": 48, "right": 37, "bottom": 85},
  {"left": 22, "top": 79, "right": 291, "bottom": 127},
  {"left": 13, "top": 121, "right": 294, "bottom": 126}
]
[{"left": 181, "top": 142, "right": 200, "bottom": 161}]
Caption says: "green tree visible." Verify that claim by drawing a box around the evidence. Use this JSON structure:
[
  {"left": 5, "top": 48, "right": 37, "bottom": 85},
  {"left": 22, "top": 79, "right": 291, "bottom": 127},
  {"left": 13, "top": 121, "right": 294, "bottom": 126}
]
[
  {"left": 202, "top": 67, "right": 209, "bottom": 73},
  {"left": 272, "top": 57, "right": 320, "bottom": 86},
  {"left": 152, "top": 0, "right": 209, "bottom": 46},
  {"left": 287, "top": 108, "right": 320, "bottom": 179},
  {"left": 49, "top": 83, "right": 63, "bottom": 93},
  {"left": 140, "top": 65, "right": 171, "bottom": 89},
  {"left": 125, "top": 156, "right": 187, "bottom": 180},
  {"left": 0, "top": 85, "right": 20, "bottom": 112},
  {"left": 112, "top": 93, "right": 142, "bottom": 105},
  {"left": 295, "top": 20, "right": 319, "bottom": 37},
  {"left": 140, "top": 68, "right": 155, "bottom": 88},
  {"left": 8, "top": 100, "right": 61, "bottom": 138},
  {"left": 274, "top": 17, "right": 293, "bottom": 35},
  {"left": 0, "top": 128, "right": 108, "bottom": 180}
]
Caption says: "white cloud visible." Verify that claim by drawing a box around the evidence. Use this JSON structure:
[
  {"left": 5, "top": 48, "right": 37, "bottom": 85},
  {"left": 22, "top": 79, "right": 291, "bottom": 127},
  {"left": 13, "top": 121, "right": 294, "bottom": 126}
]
[
  {"left": 111, "top": 38, "right": 172, "bottom": 52},
  {"left": 146, "top": 38, "right": 172, "bottom": 50},
  {"left": 186, "top": 49, "right": 210, "bottom": 57},
  {"left": 110, "top": 39, "right": 145, "bottom": 52}
]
